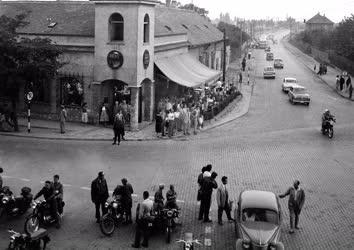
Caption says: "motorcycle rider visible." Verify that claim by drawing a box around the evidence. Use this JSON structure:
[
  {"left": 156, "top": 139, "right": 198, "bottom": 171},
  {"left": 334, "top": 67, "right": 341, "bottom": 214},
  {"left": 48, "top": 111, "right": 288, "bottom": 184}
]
[
  {"left": 321, "top": 109, "right": 335, "bottom": 132},
  {"left": 154, "top": 183, "right": 165, "bottom": 213},
  {"left": 33, "top": 180, "right": 60, "bottom": 229},
  {"left": 53, "top": 175, "right": 64, "bottom": 216},
  {"left": 165, "top": 185, "right": 178, "bottom": 210}
]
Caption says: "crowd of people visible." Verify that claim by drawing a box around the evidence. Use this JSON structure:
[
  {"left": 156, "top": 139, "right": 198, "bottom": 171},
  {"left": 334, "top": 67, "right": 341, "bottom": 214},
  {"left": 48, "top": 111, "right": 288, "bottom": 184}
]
[
  {"left": 336, "top": 74, "right": 352, "bottom": 99},
  {"left": 155, "top": 83, "right": 239, "bottom": 137}
]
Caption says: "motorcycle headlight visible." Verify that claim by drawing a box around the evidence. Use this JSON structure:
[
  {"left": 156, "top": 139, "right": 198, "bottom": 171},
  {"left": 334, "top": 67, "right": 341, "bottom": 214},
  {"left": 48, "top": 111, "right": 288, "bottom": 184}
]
[
  {"left": 112, "top": 202, "right": 118, "bottom": 209},
  {"left": 167, "top": 210, "right": 173, "bottom": 217},
  {"left": 242, "top": 239, "right": 251, "bottom": 249},
  {"left": 105, "top": 202, "right": 109, "bottom": 208}
]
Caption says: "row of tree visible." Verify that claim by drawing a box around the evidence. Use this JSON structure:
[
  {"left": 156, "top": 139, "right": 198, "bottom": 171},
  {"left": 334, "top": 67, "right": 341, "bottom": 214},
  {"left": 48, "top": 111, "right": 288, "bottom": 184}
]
[
  {"left": 294, "top": 14, "right": 354, "bottom": 61},
  {"left": 0, "top": 14, "right": 63, "bottom": 131}
]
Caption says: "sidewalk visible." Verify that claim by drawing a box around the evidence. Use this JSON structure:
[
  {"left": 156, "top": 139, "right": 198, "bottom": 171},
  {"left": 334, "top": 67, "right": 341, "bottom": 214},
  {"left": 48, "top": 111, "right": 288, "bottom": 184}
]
[
  {"left": 0, "top": 61, "right": 254, "bottom": 141},
  {"left": 283, "top": 39, "right": 353, "bottom": 101}
]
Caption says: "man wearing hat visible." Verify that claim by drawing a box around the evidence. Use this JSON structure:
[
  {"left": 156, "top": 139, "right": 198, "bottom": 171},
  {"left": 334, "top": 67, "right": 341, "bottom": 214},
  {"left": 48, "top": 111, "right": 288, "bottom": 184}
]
[
  {"left": 91, "top": 171, "right": 109, "bottom": 223},
  {"left": 59, "top": 105, "right": 67, "bottom": 134}
]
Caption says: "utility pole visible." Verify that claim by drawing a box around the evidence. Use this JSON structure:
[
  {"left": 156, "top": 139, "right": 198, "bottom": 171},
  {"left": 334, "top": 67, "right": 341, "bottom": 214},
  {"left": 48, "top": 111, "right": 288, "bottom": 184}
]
[
  {"left": 222, "top": 28, "right": 226, "bottom": 82},
  {"left": 240, "top": 20, "right": 243, "bottom": 58}
]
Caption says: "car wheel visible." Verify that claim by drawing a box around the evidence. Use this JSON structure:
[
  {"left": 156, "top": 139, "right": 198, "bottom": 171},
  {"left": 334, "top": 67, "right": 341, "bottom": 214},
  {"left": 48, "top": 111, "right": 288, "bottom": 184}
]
[{"left": 275, "top": 242, "right": 285, "bottom": 250}]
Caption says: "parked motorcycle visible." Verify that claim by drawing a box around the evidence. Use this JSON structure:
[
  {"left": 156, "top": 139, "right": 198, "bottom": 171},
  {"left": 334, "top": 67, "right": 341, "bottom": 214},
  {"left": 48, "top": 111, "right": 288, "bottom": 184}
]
[
  {"left": 100, "top": 197, "right": 125, "bottom": 236},
  {"left": 7, "top": 228, "right": 50, "bottom": 250},
  {"left": 0, "top": 186, "right": 33, "bottom": 218},
  {"left": 176, "top": 233, "right": 202, "bottom": 250},
  {"left": 24, "top": 199, "right": 64, "bottom": 234},
  {"left": 322, "top": 118, "right": 336, "bottom": 138}
]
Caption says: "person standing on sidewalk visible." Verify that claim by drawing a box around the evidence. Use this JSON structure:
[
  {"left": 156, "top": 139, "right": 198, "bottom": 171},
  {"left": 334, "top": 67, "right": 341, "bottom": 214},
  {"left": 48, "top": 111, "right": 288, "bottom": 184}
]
[
  {"left": 279, "top": 180, "right": 305, "bottom": 234},
  {"left": 216, "top": 176, "right": 234, "bottom": 225},
  {"left": 346, "top": 75, "right": 351, "bottom": 93},
  {"left": 112, "top": 110, "right": 125, "bottom": 145},
  {"left": 335, "top": 75, "right": 340, "bottom": 90},
  {"left": 340, "top": 75, "right": 345, "bottom": 91},
  {"left": 91, "top": 171, "right": 109, "bottom": 223},
  {"left": 59, "top": 105, "right": 67, "bottom": 134}
]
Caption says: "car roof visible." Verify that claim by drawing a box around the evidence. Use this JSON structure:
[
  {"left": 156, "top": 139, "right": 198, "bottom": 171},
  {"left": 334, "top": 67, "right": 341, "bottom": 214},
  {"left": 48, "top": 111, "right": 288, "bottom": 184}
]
[
  {"left": 291, "top": 84, "right": 306, "bottom": 90},
  {"left": 274, "top": 58, "right": 282, "bottom": 61},
  {"left": 284, "top": 77, "right": 297, "bottom": 81},
  {"left": 240, "top": 190, "right": 279, "bottom": 212}
]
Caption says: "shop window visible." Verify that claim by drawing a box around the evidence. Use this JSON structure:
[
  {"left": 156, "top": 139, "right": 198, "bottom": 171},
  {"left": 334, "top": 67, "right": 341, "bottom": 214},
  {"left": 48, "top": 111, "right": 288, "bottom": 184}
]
[
  {"left": 109, "top": 13, "right": 124, "bottom": 41},
  {"left": 143, "top": 14, "right": 150, "bottom": 43},
  {"left": 60, "top": 77, "right": 84, "bottom": 106}
]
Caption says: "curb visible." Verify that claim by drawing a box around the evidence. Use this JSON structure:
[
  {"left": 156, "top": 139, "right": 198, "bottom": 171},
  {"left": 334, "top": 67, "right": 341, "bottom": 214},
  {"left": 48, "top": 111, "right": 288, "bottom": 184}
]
[{"left": 283, "top": 40, "right": 354, "bottom": 102}]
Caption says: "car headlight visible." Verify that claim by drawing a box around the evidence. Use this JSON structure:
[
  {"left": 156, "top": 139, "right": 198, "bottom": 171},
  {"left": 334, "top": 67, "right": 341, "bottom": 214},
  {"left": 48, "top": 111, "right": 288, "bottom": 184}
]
[
  {"left": 167, "top": 210, "right": 174, "bottom": 217},
  {"left": 242, "top": 239, "right": 251, "bottom": 249},
  {"left": 112, "top": 202, "right": 118, "bottom": 209},
  {"left": 105, "top": 202, "right": 109, "bottom": 208}
]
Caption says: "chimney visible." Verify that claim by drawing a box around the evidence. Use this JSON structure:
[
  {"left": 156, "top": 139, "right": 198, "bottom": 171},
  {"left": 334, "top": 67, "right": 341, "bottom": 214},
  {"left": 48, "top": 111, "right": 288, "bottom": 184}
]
[{"left": 166, "top": 0, "right": 171, "bottom": 7}]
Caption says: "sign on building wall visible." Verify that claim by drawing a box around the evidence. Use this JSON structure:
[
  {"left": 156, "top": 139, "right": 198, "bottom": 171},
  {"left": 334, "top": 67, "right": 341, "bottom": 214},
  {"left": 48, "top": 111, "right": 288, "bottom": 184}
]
[
  {"left": 107, "top": 50, "right": 124, "bottom": 69},
  {"left": 143, "top": 50, "right": 150, "bottom": 69}
]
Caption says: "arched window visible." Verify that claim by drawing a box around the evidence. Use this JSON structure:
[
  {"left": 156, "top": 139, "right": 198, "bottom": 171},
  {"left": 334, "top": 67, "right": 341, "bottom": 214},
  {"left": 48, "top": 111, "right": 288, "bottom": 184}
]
[
  {"left": 109, "top": 13, "right": 124, "bottom": 41},
  {"left": 143, "top": 14, "right": 149, "bottom": 43}
]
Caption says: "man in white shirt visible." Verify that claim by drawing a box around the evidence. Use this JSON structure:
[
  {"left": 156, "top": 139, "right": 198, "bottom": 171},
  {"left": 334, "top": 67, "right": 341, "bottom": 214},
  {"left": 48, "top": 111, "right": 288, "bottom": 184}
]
[
  {"left": 216, "top": 176, "right": 234, "bottom": 225},
  {"left": 167, "top": 110, "right": 175, "bottom": 137},
  {"left": 132, "top": 191, "right": 153, "bottom": 248}
]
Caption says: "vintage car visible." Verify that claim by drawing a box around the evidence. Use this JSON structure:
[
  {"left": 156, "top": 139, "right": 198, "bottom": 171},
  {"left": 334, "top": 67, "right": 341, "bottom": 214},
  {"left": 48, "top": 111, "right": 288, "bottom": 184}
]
[
  {"left": 288, "top": 84, "right": 310, "bottom": 105},
  {"left": 234, "top": 190, "right": 284, "bottom": 250},
  {"left": 273, "top": 58, "right": 283, "bottom": 69},
  {"left": 282, "top": 77, "right": 297, "bottom": 92},
  {"left": 266, "top": 53, "right": 274, "bottom": 61},
  {"left": 263, "top": 66, "right": 276, "bottom": 79}
]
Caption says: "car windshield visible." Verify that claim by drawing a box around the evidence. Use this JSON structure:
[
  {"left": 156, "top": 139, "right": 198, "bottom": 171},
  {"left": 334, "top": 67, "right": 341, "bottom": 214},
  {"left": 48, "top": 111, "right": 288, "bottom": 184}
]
[
  {"left": 265, "top": 67, "right": 274, "bottom": 71},
  {"left": 293, "top": 88, "right": 306, "bottom": 94},
  {"left": 242, "top": 208, "right": 279, "bottom": 224},
  {"left": 275, "top": 59, "right": 282, "bottom": 62},
  {"left": 286, "top": 79, "right": 296, "bottom": 83}
]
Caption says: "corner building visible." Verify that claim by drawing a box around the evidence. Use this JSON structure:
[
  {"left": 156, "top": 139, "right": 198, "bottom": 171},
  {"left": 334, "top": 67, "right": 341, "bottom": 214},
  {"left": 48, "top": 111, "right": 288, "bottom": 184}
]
[{"left": 0, "top": 0, "right": 230, "bottom": 130}]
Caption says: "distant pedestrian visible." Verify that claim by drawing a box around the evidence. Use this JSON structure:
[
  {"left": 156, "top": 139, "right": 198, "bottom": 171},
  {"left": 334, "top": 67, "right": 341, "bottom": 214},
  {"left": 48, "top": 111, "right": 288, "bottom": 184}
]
[
  {"left": 59, "top": 105, "right": 67, "bottom": 134},
  {"left": 0, "top": 167, "right": 3, "bottom": 190},
  {"left": 99, "top": 103, "right": 109, "bottom": 127},
  {"left": 81, "top": 103, "right": 88, "bottom": 124},
  {"left": 314, "top": 64, "right": 316, "bottom": 72},
  {"left": 216, "top": 176, "right": 234, "bottom": 225},
  {"left": 279, "top": 180, "right": 305, "bottom": 234},
  {"left": 200, "top": 171, "right": 218, "bottom": 222},
  {"left": 346, "top": 75, "right": 351, "bottom": 92},
  {"left": 91, "top": 171, "right": 109, "bottom": 223},
  {"left": 340, "top": 76, "right": 345, "bottom": 91},
  {"left": 121, "top": 178, "right": 134, "bottom": 224},
  {"left": 349, "top": 81, "right": 353, "bottom": 100},
  {"left": 241, "top": 58, "right": 246, "bottom": 72},
  {"left": 335, "top": 75, "right": 340, "bottom": 90},
  {"left": 239, "top": 72, "right": 243, "bottom": 84},
  {"left": 112, "top": 110, "right": 125, "bottom": 145}
]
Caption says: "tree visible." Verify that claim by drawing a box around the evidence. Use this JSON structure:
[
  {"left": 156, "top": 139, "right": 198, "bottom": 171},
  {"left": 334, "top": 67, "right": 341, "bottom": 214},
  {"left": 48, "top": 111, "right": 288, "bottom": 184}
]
[
  {"left": 0, "top": 14, "right": 63, "bottom": 131},
  {"left": 179, "top": 3, "right": 209, "bottom": 17},
  {"left": 332, "top": 14, "right": 354, "bottom": 61}
]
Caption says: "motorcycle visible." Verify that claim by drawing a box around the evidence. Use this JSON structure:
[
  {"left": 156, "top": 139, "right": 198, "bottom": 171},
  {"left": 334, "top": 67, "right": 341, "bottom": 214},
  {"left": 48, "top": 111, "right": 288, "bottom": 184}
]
[
  {"left": 24, "top": 198, "right": 64, "bottom": 234},
  {"left": 322, "top": 118, "right": 336, "bottom": 138},
  {"left": 176, "top": 233, "right": 202, "bottom": 250},
  {"left": 162, "top": 208, "right": 179, "bottom": 243},
  {"left": 100, "top": 197, "right": 125, "bottom": 236},
  {"left": 7, "top": 228, "right": 50, "bottom": 250},
  {"left": 0, "top": 186, "right": 33, "bottom": 218}
]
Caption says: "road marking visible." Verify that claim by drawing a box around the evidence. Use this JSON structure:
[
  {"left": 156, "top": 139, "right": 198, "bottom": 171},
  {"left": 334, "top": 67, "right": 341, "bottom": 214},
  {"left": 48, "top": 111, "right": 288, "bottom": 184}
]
[
  {"left": 205, "top": 226, "right": 212, "bottom": 234},
  {"left": 19, "top": 178, "right": 30, "bottom": 182},
  {"left": 204, "top": 238, "right": 212, "bottom": 246},
  {"left": 80, "top": 187, "right": 91, "bottom": 191},
  {"left": 3, "top": 175, "right": 14, "bottom": 179},
  {"left": 62, "top": 184, "right": 72, "bottom": 187}
]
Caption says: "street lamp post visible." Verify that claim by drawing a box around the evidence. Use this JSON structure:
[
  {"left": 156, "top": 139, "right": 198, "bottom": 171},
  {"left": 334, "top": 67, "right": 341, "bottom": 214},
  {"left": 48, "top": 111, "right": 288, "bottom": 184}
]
[
  {"left": 26, "top": 90, "right": 33, "bottom": 133},
  {"left": 222, "top": 28, "right": 226, "bottom": 83}
]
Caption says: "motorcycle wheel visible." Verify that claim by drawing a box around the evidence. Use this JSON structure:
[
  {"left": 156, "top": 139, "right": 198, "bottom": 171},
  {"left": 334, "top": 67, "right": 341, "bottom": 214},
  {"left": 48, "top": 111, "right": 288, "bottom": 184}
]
[
  {"left": 166, "top": 226, "right": 171, "bottom": 243},
  {"left": 100, "top": 214, "right": 115, "bottom": 236},
  {"left": 24, "top": 215, "right": 40, "bottom": 234},
  {"left": 328, "top": 128, "right": 334, "bottom": 138}
]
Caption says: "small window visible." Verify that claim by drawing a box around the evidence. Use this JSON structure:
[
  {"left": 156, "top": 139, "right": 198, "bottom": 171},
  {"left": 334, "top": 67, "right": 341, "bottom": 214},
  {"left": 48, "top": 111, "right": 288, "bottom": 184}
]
[
  {"left": 182, "top": 24, "right": 189, "bottom": 30},
  {"left": 164, "top": 25, "right": 172, "bottom": 31},
  {"left": 143, "top": 14, "right": 149, "bottom": 43},
  {"left": 109, "top": 13, "right": 124, "bottom": 41},
  {"left": 204, "top": 24, "right": 209, "bottom": 29}
]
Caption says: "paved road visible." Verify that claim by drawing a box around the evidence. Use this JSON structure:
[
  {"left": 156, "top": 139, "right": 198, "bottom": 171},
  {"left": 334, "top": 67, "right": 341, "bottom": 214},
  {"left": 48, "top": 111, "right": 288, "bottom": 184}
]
[{"left": 0, "top": 35, "right": 353, "bottom": 250}]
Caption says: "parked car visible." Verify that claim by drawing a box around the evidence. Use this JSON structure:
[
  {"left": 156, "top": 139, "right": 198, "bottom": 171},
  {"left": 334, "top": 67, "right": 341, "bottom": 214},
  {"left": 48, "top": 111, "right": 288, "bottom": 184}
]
[
  {"left": 274, "top": 58, "right": 283, "bottom": 69},
  {"left": 282, "top": 77, "right": 297, "bottom": 92},
  {"left": 234, "top": 190, "right": 284, "bottom": 250},
  {"left": 288, "top": 85, "right": 310, "bottom": 105},
  {"left": 266, "top": 53, "right": 274, "bottom": 61},
  {"left": 263, "top": 66, "right": 276, "bottom": 79}
]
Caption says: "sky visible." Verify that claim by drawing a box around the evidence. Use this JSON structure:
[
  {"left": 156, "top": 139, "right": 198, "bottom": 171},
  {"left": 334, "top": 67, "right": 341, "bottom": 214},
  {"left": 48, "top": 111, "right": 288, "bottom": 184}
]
[{"left": 178, "top": 0, "right": 354, "bottom": 23}]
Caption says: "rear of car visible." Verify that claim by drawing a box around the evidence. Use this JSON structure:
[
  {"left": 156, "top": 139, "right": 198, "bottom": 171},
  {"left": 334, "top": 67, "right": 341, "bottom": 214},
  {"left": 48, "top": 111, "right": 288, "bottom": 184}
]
[
  {"left": 288, "top": 85, "right": 310, "bottom": 105},
  {"left": 234, "top": 190, "right": 284, "bottom": 250},
  {"left": 266, "top": 53, "right": 274, "bottom": 61},
  {"left": 263, "top": 66, "right": 276, "bottom": 79},
  {"left": 274, "top": 59, "right": 283, "bottom": 69}
]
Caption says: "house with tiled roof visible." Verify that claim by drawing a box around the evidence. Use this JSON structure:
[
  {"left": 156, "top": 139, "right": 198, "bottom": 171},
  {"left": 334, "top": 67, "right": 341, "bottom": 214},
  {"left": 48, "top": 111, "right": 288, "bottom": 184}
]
[
  {"left": 305, "top": 13, "right": 334, "bottom": 31},
  {"left": 0, "top": 0, "right": 229, "bottom": 129}
]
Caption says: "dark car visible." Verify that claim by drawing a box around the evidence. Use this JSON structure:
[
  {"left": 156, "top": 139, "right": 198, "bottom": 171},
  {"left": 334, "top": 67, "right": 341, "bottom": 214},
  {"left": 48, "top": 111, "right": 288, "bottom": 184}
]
[{"left": 234, "top": 190, "right": 284, "bottom": 250}]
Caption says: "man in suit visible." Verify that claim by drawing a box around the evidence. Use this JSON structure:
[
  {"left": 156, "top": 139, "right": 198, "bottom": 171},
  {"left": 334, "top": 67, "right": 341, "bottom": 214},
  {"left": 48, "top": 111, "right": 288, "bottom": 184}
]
[
  {"left": 121, "top": 178, "right": 134, "bottom": 224},
  {"left": 91, "top": 171, "right": 109, "bottom": 223},
  {"left": 216, "top": 176, "right": 234, "bottom": 225},
  {"left": 200, "top": 172, "right": 218, "bottom": 222},
  {"left": 279, "top": 180, "right": 305, "bottom": 234}
]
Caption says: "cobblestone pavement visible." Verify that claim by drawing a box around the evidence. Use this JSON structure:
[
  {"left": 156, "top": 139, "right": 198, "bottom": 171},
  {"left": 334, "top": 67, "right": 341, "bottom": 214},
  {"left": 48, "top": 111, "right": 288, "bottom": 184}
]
[{"left": 0, "top": 33, "right": 353, "bottom": 250}]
